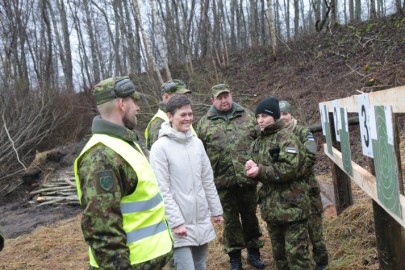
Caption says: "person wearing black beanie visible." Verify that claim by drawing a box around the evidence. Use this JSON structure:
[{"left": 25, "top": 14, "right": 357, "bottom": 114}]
[{"left": 246, "top": 97, "right": 312, "bottom": 269}]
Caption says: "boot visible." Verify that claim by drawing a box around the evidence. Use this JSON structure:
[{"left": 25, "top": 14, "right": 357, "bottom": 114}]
[
  {"left": 229, "top": 250, "right": 243, "bottom": 270},
  {"left": 247, "top": 248, "right": 265, "bottom": 269}
]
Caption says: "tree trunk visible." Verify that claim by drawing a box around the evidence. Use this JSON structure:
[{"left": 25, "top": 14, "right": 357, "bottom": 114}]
[
  {"left": 82, "top": 0, "right": 100, "bottom": 83},
  {"left": 200, "top": 0, "right": 210, "bottom": 58},
  {"left": 267, "top": 0, "right": 277, "bottom": 58},
  {"left": 284, "top": 0, "right": 291, "bottom": 40},
  {"left": 370, "top": 0, "right": 377, "bottom": 18},
  {"left": 294, "top": 0, "right": 299, "bottom": 37},
  {"left": 355, "top": 0, "right": 362, "bottom": 21},
  {"left": 250, "top": 0, "right": 259, "bottom": 47},
  {"left": 349, "top": 0, "right": 354, "bottom": 21},
  {"left": 150, "top": 0, "right": 169, "bottom": 83}
]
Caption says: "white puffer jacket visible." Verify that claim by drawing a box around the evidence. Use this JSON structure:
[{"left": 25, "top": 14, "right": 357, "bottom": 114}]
[{"left": 150, "top": 122, "right": 223, "bottom": 248}]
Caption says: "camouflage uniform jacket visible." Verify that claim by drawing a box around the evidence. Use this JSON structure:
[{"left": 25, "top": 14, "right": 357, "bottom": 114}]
[
  {"left": 196, "top": 102, "right": 259, "bottom": 189},
  {"left": 250, "top": 119, "right": 310, "bottom": 224},
  {"left": 284, "top": 119, "right": 320, "bottom": 195},
  {"left": 145, "top": 102, "right": 167, "bottom": 150},
  {"left": 77, "top": 116, "right": 166, "bottom": 269}
]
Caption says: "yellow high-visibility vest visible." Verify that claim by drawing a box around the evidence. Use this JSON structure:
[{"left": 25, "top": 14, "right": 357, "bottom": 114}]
[{"left": 74, "top": 134, "right": 172, "bottom": 267}]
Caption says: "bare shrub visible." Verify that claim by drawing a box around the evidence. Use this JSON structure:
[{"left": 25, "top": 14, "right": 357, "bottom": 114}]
[{"left": 0, "top": 88, "right": 94, "bottom": 182}]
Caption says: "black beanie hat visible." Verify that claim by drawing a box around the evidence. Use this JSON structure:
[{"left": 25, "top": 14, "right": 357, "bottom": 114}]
[{"left": 255, "top": 97, "right": 280, "bottom": 120}]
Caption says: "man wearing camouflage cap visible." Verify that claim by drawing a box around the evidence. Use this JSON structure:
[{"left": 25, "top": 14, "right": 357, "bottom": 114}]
[
  {"left": 74, "top": 76, "right": 173, "bottom": 269},
  {"left": 246, "top": 97, "right": 312, "bottom": 270},
  {"left": 279, "top": 100, "right": 328, "bottom": 270},
  {"left": 145, "top": 79, "right": 196, "bottom": 150},
  {"left": 196, "top": 84, "right": 264, "bottom": 270}
]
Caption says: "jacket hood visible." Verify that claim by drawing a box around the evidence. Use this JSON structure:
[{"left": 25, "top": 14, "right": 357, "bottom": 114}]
[{"left": 158, "top": 122, "right": 194, "bottom": 143}]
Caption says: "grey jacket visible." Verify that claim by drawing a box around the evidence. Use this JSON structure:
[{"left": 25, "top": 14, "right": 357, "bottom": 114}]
[{"left": 150, "top": 122, "right": 223, "bottom": 248}]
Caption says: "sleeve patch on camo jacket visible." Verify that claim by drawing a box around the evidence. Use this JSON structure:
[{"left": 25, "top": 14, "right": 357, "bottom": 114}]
[
  {"left": 286, "top": 146, "right": 298, "bottom": 154},
  {"left": 307, "top": 134, "right": 315, "bottom": 141},
  {"left": 96, "top": 170, "right": 116, "bottom": 193}
]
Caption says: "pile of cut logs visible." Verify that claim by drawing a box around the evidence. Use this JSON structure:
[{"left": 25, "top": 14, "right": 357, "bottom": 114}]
[{"left": 30, "top": 170, "right": 78, "bottom": 206}]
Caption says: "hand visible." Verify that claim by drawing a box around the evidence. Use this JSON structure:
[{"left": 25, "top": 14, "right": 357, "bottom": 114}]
[
  {"left": 245, "top": 160, "right": 257, "bottom": 171},
  {"left": 173, "top": 225, "right": 187, "bottom": 237},
  {"left": 212, "top": 215, "right": 224, "bottom": 224},
  {"left": 246, "top": 166, "right": 259, "bottom": 178}
]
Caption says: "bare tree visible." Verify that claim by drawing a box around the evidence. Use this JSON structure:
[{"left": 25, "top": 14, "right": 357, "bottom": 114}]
[
  {"left": 396, "top": 0, "right": 402, "bottom": 13},
  {"left": 132, "top": 0, "right": 163, "bottom": 83},
  {"left": 284, "top": 0, "right": 291, "bottom": 40},
  {"left": 230, "top": 0, "right": 237, "bottom": 51},
  {"left": 150, "top": 0, "right": 171, "bottom": 81},
  {"left": 82, "top": 0, "right": 100, "bottom": 83},
  {"left": 369, "top": 0, "right": 377, "bottom": 18},
  {"left": 68, "top": 1, "right": 92, "bottom": 90},
  {"left": 49, "top": 0, "right": 74, "bottom": 92},
  {"left": 355, "top": 0, "right": 362, "bottom": 20},
  {"left": 267, "top": 0, "right": 277, "bottom": 58},
  {"left": 200, "top": 0, "right": 210, "bottom": 58},
  {"left": 250, "top": 0, "right": 259, "bottom": 47},
  {"left": 294, "top": 0, "right": 299, "bottom": 37}
]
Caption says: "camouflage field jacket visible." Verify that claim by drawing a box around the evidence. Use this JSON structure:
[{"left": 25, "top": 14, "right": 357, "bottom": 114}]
[
  {"left": 284, "top": 119, "right": 320, "bottom": 195},
  {"left": 197, "top": 102, "right": 259, "bottom": 189},
  {"left": 250, "top": 120, "right": 310, "bottom": 224}
]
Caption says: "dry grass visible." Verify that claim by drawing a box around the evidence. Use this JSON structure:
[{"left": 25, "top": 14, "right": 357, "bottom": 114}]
[
  {"left": 325, "top": 197, "right": 378, "bottom": 270},
  {"left": 0, "top": 215, "right": 88, "bottom": 270},
  {"left": 0, "top": 195, "right": 378, "bottom": 270}
]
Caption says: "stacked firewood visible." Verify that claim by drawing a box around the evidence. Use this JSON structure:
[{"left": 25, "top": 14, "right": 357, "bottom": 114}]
[{"left": 30, "top": 170, "right": 78, "bottom": 206}]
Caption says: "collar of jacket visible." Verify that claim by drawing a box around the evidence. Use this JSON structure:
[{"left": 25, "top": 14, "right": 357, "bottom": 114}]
[
  {"left": 283, "top": 118, "right": 297, "bottom": 132},
  {"left": 158, "top": 102, "right": 167, "bottom": 112},
  {"left": 261, "top": 119, "right": 286, "bottom": 136},
  {"left": 159, "top": 122, "right": 194, "bottom": 143},
  {"left": 91, "top": 115, "right": 139, "bottom": 142},
  {"left": 206, "top": 102, "right": 245, "bottom": 120}
]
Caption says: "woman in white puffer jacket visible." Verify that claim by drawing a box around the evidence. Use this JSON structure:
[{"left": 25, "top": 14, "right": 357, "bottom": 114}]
[{"left": 150, "top": 95, "right": 223, "bottom": 270}]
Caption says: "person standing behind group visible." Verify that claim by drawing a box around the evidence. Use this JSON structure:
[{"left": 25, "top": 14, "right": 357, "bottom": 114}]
[
  {"left": 197, "top": 84, "right": 265, "bottom": 270},
  {"left": 149, "top": 95, "right": 224, "bottom": 270},
  {"left": 145, "top": 79, "right": 196, "bottom": 150},
  {"left": 74, "top": 77, "right": 173, "bottom": 269},
  {"left": 245, "top": 97, "right": 312, "bottom": 270},
  {"left": 279, "top": 100, "right": 328, "bottom": 270}
]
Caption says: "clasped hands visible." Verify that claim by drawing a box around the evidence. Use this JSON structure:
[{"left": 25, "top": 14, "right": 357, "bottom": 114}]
[{"left": 245, "top": 160, "right": 259, "bottom": 178}]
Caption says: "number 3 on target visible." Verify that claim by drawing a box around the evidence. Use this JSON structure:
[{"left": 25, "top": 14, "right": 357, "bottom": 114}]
[{"left": 357, "top": 94, "right": 374, "bottom": 158}]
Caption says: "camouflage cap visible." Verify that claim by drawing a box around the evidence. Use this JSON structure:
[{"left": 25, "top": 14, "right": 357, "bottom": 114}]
[
  {"left": 93, "top": 76, "right": 141, "bottom": 105},
  {"left": 210, "top": 84, "right": 230, "bottom": 98},
  {"left": 279, "top": 100, "right": 292, "bottom": 113},
  {"left": 161, "top": 79, "right": 191, "bottom": 95}
]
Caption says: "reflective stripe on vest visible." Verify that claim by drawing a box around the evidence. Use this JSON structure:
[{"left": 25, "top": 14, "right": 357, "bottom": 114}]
[
  {"left": 74, "top": 134, "right": 172, "bottom": 267},
  {"left": 144, "top": 109, "right": 197, "bottom": 139}
]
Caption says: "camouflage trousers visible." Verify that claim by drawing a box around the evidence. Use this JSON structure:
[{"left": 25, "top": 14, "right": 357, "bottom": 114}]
[
  {"left": 309, "top": 192, "right": 329, "bottom": 267},
  {"left": 89, "top": 249, "right": 173, "bottom": 270},
  {"left": 218, "top": 185, "right": 263, "bottom": 253},
  {"left": 267, "top": 219, "right": 312, "bottom": 270}
]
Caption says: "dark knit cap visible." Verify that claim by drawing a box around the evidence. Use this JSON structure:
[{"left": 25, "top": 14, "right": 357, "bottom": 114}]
[{"left": 255, "top": 97, "right": 280, "bottom": 119}]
